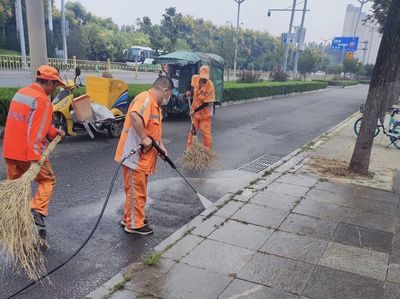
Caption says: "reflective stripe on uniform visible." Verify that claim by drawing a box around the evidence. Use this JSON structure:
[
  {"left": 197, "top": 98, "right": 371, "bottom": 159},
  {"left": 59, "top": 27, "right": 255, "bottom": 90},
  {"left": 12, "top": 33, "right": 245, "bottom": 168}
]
[
  {"left": 13, "top": 93, "right": 37, "bottom": 109},
  {"left": 138, "top": 97, "right": 151, "bottom": 116},
  {"left": 33, "top": 101, "right": 50, "bottom": 155},
  {"left": 150, "top": 114, "right": 160, "bottom": 120},
  {"left": 129, "top": 168, "right": 135, "bottom": 229}
]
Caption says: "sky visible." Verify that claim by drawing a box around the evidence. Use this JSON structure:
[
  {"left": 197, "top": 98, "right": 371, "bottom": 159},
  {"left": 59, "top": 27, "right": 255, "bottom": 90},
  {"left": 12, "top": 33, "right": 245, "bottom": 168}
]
[{"left": 55, "top": 0, "right": 374, "bottom": 43}]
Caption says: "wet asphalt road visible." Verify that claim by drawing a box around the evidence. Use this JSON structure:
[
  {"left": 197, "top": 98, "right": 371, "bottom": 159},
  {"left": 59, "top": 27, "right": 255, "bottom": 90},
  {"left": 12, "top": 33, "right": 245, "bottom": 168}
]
[{"left": 0, "top": 85, "right": 368, "bottom": 299}]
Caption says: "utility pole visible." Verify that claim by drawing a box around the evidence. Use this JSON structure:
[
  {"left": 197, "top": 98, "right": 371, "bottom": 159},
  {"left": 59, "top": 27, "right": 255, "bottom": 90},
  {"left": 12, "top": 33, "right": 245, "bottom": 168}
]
[
  {"left": 16, "top": 0, "right": 27, "bottom": 69},
  {"left": 293, "top": 0, "right": 308, "bottom": 76},
  {"left": 48, "top": 0, "right": 53, "bottom": 32},
  {"left": 61, "top": 0, "right": 68, "bottom": 61},
  {"left": 233, "top": 0, "right": 245, "bottom": 79},
  {"left": 25, "top": 0, "right": 48, "bottom": 78},
  {"left": 361, "top": 40, "right": 369, "bottom": 64},
  {"left": 283, "top": 0, "right": 296, "bottom": 72}
]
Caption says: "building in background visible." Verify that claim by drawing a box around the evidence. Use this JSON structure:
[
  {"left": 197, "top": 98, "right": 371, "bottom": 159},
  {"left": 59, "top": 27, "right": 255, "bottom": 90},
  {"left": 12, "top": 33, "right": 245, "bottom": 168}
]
[{"left": 342, "top": 4, "right": 381, "bottom": 64}]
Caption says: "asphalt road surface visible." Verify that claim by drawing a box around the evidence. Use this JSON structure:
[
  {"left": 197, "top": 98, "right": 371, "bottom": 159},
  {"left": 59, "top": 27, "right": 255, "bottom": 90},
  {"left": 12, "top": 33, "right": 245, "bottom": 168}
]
[{"left": 0, "top": 85, "right": 368, "bottom": 298}]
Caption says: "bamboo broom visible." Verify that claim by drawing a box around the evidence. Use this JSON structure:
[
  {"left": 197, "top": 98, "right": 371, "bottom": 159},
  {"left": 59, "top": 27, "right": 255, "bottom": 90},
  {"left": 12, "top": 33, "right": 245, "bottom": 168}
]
[
  {"left": 181, "top": 97, "right": 217, "bottom": 171},
  {"left": 0, "top": 135, "right": 61, "bottom": 280}
]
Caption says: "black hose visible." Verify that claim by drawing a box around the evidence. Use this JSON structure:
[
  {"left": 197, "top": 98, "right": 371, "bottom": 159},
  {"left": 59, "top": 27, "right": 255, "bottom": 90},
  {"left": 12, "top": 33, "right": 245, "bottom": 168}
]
[{"left": 7, "top": 148, "right": 140, "bottom": 299}]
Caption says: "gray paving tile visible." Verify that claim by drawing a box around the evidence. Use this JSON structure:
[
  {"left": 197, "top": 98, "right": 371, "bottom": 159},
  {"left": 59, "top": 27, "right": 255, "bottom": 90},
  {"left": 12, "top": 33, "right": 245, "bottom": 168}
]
[
  {"left": 304, "top": 266, "right": 384, "bottom": 299},
  {"left": 209, "top": 219, "right": 274, "bottom": 250},
  {"left": 343, "top": 209, "right": 397, "bottom": 233},
  {"left": 181, "top": 239, "right": 255, "bottom": 276},
  {"left": 124, "top": 259, "right": 176, "bottom": 295},
  {"left": 306, "top": 188, "right": 398, "bottom": 217},
  {"left": 238, "top": 252, "right": 315, "bottom": 294},
  {"left": 293, "top": 198, "right": 353, "bottom": 222},
  {"left": 384, "top": 282, "right": 400, "bottom": 299},
  {"left": 260, "top": 231, "right": 327, "bottom": 264},
  {"left": 161, "top": 263, "right": 232, "bottom": 299},
  {"left": 315, "top": 181, "right": 399, "bottom": 204},
  {"left": 191, "top": 216, "right": 226, "bottom": 237},
  {"left": 387, "top": 256, "right": 400, "bottom": 285},
  {"left": 266, "top": 182, "right": 310, "bottom": 198},
  {"left": 314, "top": 181, "right": 358, "bottom": 195},
  {"left": 276, "top": 174, "right": 319, "bottom": 188},
  {"left": 332, "top": 223, "right": 393, "bottom": 254},
  {"left": 319, "top": 242, "right": 389, "bottom": 281},
  {"left": 110, "top": 289, "right": 157, "bottom": 299},
  {"left": 163, "top": 234, "right": 204, "bottom": 261},
  {"left": 215, "top": 200, "right": 245, "bottom": 218},
  {"left": 279, "top": 213, "right": 337, "bottom": 241},
  {"left": 218, "top": 279, "right": 296, "bottom": 299},
  {"left": 250, "top": 191, "right": 301, "bottom": 211},
  {"left": 231, "top": 203, "right": 288, "bottom": 229}
]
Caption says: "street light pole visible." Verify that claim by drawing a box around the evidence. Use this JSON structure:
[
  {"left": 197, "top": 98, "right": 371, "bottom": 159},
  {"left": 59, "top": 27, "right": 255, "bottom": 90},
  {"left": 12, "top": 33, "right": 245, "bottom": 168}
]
[
  {"left": 353, "top": 0, "right": 370, "bottom": 37},
  {"left": 233, "top": 0, "right": 245, "bottom": 79},
  {"left": 16, "top": 0, "right": 26, "bottom": 69},
  {"left": 365, "top": 22, "right": 379, "bottom": 64},
  {"left": 293, "top": 0, "right": 308, "bottom": 76},
  {"left": 283, "top": 0, "right": 297, "bottom": 72},
  {"left": 61, "top": 0, "right": 68, "bottom": 62}
]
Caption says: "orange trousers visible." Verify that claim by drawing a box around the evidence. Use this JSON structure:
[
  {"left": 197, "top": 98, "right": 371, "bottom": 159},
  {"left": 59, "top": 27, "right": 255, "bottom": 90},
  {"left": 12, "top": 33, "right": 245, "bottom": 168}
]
[
  {"left": 5, "top": 158, "right": 56, "bottom": 216},
  {"left": 122, "top": 166, "right": 148, "bottom": 229},
  {"left": 186, "top": 117, "right": 212, "bottom": 149}
]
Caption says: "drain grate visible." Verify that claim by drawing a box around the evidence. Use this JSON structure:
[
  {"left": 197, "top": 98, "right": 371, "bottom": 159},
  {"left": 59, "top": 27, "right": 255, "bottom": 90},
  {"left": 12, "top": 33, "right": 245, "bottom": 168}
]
[{"left": 239, "top": 154, "right": 282, "bottom": 173}]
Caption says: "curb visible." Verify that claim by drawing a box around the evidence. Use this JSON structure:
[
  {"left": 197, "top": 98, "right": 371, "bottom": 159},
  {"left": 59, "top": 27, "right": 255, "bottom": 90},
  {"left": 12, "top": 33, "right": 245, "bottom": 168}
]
[{"left": 86, "top": 110, "right": 361, "bottom": 299}]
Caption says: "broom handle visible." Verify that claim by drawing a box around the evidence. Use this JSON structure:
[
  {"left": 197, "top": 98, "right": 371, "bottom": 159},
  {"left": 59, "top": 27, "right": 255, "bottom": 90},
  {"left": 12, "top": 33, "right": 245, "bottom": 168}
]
[
  {"left": 187, "top": 95, "right": 196, "bottom": 136},
  {"left": 37, "top": 135, "right": 62, "bottom": 166}
]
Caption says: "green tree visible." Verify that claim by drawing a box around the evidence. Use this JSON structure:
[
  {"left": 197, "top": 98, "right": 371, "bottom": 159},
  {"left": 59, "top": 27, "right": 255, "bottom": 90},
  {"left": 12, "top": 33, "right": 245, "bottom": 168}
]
[
  {"left": 350, "top": 0, "right": 400, "bottom": 174},
  {"left": 298, "top": 49, "right": 321, "bottom": 79},
  {"left": 0, "top": 0, "right": 13, "bottom": 46},
  {"left": 343, "top": 58, "right": 362, "bottom": 78},
  {"left": 161, "top": 7, "right": 183, "bottom": 52}
]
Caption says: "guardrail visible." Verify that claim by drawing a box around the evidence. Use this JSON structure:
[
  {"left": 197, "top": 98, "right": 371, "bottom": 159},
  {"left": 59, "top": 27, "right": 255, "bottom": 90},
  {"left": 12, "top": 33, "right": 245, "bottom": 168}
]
[{"left": 0, "top": 55, "right": 161, "bottom": 72}]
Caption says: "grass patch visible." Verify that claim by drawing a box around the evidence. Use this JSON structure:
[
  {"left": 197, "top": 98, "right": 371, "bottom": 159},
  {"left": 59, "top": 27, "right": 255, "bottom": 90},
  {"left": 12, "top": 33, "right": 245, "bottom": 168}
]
[
  {"left": 0, "top": 49, "right": 20, "bottom": 55},
  {"left": 141, "top": 251, "right": 162, "bottom": 266}
]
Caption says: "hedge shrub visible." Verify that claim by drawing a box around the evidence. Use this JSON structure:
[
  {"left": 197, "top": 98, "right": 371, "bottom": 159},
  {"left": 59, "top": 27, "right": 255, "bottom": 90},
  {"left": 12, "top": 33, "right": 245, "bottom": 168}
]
[
  {"left": 0, "top": 88, "right": 19, "bottom": 125},
  {"left": 327, "top": 80, "right": 359, "bottom": 87},
  {"left": 223, "top": 81, "right": 328, "bottom": 102}
]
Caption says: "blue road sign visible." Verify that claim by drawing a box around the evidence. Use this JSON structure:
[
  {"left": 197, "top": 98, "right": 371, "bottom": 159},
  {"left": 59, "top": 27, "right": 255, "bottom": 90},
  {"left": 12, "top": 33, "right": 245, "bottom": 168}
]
[{"left": 331, "top": 37, "right": 359, "bottom": 52}]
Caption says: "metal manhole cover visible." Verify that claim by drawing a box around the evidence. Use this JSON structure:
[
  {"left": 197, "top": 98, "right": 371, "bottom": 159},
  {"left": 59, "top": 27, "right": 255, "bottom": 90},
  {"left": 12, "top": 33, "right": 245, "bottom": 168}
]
[{"left": 239, "top": 154, "right": 282, "bottom": 174}]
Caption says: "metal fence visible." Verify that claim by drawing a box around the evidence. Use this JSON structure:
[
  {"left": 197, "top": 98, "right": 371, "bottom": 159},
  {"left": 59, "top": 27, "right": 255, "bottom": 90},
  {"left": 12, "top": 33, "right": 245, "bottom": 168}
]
[{"left": 0, "top": 55, "right": 161, "bottom": 72}]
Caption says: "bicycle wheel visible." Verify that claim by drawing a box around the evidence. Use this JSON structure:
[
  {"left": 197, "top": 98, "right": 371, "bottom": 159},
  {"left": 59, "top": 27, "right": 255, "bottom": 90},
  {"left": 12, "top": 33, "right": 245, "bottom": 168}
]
[
  {"left": 353, "top": 117, "right": 380, "bottom": 137},
  {"left": 390, "top": 123, "right": 400, "bottom": 149}
]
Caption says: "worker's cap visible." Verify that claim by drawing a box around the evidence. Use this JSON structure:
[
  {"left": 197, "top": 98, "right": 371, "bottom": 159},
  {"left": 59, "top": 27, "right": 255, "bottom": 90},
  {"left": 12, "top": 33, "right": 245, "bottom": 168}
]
[
  {"left": 37, "top": 65, "right": 67, "bottom": 88},
  {"left": 199, "top": 65, "right": 210, "bottom": 80}
]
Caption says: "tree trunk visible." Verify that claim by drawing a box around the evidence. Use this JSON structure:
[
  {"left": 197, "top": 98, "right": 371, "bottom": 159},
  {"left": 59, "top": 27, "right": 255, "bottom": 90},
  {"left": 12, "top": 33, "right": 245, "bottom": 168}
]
[{"left": 349, "top": 0, "right": 400, "bottom": 175}]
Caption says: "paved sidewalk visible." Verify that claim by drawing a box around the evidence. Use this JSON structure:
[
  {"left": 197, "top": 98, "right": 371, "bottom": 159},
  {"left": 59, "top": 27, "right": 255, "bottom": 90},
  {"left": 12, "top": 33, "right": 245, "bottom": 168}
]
[{"left": 87, "top": 113, "right": 400, "bottom": 299}]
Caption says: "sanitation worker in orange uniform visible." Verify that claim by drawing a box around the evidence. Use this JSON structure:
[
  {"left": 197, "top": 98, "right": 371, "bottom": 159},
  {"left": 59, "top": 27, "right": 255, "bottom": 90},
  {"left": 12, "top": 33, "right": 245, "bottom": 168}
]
[
  {"left": 186, "top": 65, "right": 215, "bottom": 150},
  {"left": 115, "top": 76, "right": 173, "bottom": 235},
  {"left": 3, "top": 65, "right": 66, "bottom": 227}
]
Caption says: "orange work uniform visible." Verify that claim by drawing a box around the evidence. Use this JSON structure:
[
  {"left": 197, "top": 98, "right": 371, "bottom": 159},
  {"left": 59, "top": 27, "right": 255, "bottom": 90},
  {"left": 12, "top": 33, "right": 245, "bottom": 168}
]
[
  {"left": 3, "top": 83, "right": 58, "bottom": 216},
  {"left": 115, "top": 90, "right": 162, "bottom": 229},
  {"left": 186, "top": 73, "right": 215, "bottom": 150}
]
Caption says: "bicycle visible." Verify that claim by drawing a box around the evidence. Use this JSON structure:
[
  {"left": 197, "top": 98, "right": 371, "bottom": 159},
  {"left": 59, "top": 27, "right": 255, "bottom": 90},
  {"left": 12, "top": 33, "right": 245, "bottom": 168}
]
[{"left": 353, "top": 104, "right": 400, "bottom": 149}]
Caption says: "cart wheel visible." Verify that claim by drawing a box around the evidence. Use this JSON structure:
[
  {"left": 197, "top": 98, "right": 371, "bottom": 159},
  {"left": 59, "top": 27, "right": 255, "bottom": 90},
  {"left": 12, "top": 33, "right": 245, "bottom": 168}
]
[{"left": 108, "top": 120, "right": 123, "bottom": 138}]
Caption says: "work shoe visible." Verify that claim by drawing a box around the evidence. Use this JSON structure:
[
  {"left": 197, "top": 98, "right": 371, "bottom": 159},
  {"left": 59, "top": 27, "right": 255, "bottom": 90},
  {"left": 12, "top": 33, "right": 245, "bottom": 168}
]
[
  {"left": 120, "top": 219, "right": 148, "bottom": 227},
  {"left": 124, "top": 224, "right": 153, "bottom": 235},
  {"left": 31, "top": 210, "right": 46, "bottom": 228}
]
